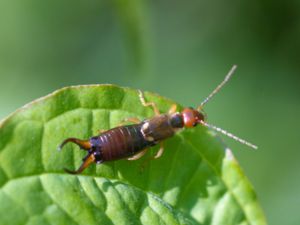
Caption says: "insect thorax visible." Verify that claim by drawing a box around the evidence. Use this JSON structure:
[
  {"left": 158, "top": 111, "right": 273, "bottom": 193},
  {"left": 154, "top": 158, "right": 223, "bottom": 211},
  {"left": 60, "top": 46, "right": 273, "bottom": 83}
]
[{"left": 141, "top": 114, "right": 177, "bottom": 142}]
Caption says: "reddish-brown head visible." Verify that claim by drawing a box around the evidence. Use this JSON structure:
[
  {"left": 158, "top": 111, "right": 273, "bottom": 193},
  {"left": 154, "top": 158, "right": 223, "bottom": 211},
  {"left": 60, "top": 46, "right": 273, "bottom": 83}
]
[{"left": 181, "top": 107, "right": 205, "bottom": 128}]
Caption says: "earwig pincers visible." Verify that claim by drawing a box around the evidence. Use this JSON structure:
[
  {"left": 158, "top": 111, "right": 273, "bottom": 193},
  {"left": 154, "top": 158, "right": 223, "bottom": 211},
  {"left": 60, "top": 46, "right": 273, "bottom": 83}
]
[{"left": 59, "top": 65, "right": 257, "bottom": 174}]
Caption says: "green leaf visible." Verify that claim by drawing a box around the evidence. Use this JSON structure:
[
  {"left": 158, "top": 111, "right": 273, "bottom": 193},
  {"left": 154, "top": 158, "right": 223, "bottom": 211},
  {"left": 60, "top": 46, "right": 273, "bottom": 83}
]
[{"left": 0, "top": 85, "right": 266, "bottom": 225}]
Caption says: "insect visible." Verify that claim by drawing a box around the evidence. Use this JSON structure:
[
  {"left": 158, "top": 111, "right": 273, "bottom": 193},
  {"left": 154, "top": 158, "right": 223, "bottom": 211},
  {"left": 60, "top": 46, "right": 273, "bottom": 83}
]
[{"left": 58, "top": 65, "right": 257, "bottom": 174}]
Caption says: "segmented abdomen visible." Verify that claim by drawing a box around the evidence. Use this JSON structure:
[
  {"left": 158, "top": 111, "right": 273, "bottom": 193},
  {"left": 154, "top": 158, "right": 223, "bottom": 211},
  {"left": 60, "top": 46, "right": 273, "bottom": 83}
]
[{"left": 98, "top": 124, "right": 153, "bottom": 161}]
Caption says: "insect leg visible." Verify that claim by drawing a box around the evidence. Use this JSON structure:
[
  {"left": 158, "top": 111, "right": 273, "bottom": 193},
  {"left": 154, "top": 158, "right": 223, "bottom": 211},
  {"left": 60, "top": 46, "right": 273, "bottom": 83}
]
[
  {"left": 139, "top": 143, "right": 165, "bottom": 171},
  {"left": 118, "top": 117, "right": 141, "bottom": 126},
  {"left": 97, "top": 129, "right": 107, "bottom": 135},
  {"left": 58, "top": 138, "right": 91, "bottom": 151},
  {"left": 127, "top": 148, "right": 148, "bottom": 161},
  {"left": 138, "top": 90, "right": 160, "bottom": 116},
  {"left": 153, "top": 143, "right": 164, "bottom": 159},
  {"left": 64, "top": 153, "right": 95, "bottom": 174},
  {"left": 168, "top": 104, "right": 177, "bottom": 114}
]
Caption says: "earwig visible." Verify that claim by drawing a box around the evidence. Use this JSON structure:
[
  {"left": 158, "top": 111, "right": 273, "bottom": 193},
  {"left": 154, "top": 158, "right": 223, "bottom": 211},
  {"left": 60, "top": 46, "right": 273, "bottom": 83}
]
[{"left": 58, "top": 65, "right": 257, "bottom": 174}]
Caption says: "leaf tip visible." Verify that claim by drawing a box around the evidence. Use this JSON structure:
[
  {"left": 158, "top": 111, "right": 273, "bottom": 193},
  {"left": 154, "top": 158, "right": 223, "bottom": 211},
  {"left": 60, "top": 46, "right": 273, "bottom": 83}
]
[{"left": 225, "top": 148, "right": 235, "bottom": 161}]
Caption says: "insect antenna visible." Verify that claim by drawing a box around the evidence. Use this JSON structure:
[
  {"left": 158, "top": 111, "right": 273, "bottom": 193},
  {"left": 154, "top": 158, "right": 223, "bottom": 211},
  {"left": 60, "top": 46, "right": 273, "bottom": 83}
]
[
  {"left": 199, "top": 120, "right": 258, "bottom": 150},
  {"left": 198, "top": 65, "right": 237, "bottom": 110}
]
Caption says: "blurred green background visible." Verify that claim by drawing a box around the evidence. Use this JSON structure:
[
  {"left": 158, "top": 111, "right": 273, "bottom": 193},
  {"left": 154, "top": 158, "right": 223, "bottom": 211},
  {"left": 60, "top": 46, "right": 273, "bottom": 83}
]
[{"left": 0, "top": 0, "right": 299, "bottom": 224}]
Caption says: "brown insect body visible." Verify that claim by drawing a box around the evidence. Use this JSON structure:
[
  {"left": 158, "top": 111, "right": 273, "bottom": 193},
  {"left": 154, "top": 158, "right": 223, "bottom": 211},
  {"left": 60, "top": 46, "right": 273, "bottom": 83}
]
[
  {"left": 99, "top": 111, "right": 201, "bottom": 160},
  {"left": 90, "top": 123, "right": 156, "bottom": 162}
]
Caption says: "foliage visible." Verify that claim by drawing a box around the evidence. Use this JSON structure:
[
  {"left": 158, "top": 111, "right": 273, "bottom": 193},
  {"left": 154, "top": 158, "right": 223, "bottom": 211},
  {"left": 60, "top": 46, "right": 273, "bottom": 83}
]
[{"left": 0, "top": 85, "right": 266, "bottom": 224}]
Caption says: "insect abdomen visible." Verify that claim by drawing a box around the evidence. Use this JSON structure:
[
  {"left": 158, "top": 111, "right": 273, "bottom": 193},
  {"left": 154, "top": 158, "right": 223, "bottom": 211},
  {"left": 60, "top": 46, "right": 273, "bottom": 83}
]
[{"left": 98, "top": 124, "right": 153, "bottom": 161}]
